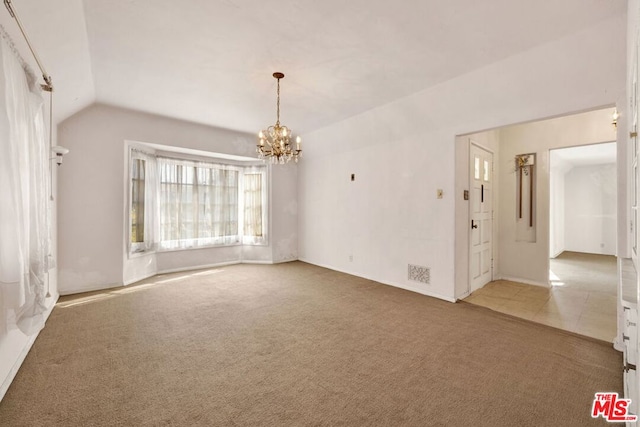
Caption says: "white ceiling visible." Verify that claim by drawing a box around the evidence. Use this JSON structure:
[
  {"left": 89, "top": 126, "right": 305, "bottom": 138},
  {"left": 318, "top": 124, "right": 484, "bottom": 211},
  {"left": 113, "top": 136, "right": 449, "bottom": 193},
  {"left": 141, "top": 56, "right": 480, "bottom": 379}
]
[
  {"left": 0, "top": 0, "right": 627, "bottom": 133},
  {"left": 552, "top": 142, "right": 617, "bottom": 167},
  {"left": 0, "top": 0, "right": 94, "bottom": 124}
]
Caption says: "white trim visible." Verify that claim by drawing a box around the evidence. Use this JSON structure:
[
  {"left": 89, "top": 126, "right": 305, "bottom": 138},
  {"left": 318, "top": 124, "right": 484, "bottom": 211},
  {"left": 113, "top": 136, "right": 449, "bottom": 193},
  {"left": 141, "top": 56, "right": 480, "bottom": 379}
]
[
  {"left": 128, "top": 139, "right": 262, "bottom": 164},
  {"left": 272, "top": 257, "right": 298, "bottom": 264},
  {"left": 157, "top": 242, "right": 242, "bottom": 254},
  {"left": 456, "top": 291, "right": 471, "bottom": 300},
  {"left": 498, "top": 275, "right": 550, "bottom": 288},
  {"left": 0, "top": 294, "right": 59, "bottom": 402},
  {"left": 242, "top": 260, "right": 275, "bottom": 265},
  {"left": 59, "top": 282, "right": 122, "bottom": 296},
  {"left": 298, "top": 258, "right": 457, "bottom": 303},
  {"left": 550, "top": 249, "right": 564, "bottom": 259},
  {"left": 470, "top": 140, "right": 495, "bottom": 154},
  {"left": 123, "top": 273, "right": 154, "bottom": 286},
  {"left": 157, "top": 260, "right": 242, "bottom": 275},
  {"left": 157, "top": 259, "right": 282, "bottom": 273}
]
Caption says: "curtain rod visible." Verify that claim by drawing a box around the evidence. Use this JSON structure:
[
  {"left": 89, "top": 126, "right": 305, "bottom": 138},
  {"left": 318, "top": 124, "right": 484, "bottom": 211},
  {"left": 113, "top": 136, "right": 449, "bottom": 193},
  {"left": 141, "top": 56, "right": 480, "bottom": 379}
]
[{"left": 3, "top": 0, "right": 52, "bottom": 91}]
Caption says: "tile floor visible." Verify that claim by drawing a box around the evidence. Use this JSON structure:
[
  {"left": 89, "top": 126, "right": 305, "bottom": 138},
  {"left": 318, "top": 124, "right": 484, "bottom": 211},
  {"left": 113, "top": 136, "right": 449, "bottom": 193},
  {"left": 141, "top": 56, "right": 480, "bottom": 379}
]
[{"left": 463, "top": 252, "right": 617, "bottom": 342}]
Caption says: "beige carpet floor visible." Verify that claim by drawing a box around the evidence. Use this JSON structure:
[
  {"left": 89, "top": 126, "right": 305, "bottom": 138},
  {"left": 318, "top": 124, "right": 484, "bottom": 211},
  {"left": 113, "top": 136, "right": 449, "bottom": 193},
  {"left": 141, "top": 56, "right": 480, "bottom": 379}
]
[{"left": 0, "top": 262, "right": 622, "bottom": 426}]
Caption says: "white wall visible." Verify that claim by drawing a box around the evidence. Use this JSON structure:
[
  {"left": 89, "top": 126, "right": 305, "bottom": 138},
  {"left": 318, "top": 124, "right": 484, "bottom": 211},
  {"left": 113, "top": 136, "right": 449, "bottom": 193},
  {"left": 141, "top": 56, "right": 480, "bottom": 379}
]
[
  {"left": 299, "top": 15, "right": 625, "bottom": 301},
  {"left": 498, "top": 110, "right": 617, "bottom": 285},
  {"left": 564, "top": 163, "right": 617, "bottom": 255},
  {"left": 58, "top": 104, "right": 297, "bottom": 295},
  {"left": 549, "top": 155, "right": 570, "bottom": 258}
]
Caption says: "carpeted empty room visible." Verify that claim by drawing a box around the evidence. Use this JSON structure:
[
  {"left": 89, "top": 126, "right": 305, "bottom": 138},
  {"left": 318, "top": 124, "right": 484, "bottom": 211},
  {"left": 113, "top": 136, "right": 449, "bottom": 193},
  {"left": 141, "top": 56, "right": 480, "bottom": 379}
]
[{"left": 0, "top": 262, "right": 621, "bottom": 426}]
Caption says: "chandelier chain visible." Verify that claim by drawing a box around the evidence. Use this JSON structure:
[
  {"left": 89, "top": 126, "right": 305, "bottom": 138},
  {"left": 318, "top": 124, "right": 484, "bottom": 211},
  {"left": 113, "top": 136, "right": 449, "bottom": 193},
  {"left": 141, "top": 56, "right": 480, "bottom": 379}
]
[{"left": 276, "top": 77, "right": 280, "bottom": 126}]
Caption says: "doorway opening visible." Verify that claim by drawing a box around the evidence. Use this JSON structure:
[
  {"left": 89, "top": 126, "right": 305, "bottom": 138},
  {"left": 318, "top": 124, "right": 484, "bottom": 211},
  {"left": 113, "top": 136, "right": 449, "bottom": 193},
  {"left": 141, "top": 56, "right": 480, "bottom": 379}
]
[
  {"left": 548, "top": 142, "right": 617, "bottom": 337},
  {"left": 455, "top": 107, "right": 619, "bottom": 342}
]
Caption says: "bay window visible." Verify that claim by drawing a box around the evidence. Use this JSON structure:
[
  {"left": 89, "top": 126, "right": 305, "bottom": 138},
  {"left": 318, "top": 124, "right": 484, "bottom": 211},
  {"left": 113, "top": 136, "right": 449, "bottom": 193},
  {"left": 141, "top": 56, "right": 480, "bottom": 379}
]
[{"left": 128, "top": 148, "right": 267, "bottom": 255}]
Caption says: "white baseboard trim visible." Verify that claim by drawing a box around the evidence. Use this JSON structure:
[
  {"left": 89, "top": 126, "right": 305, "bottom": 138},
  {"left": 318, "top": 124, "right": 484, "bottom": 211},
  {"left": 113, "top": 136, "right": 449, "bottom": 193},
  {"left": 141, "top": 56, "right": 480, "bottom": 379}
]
[
  {"left": 272, "top": 258, "right": 298, "bottom": 264},
  {"left": 456, "top": 291, "right": 471, "bottom": 301},
  {"left": 498, "top": 275, "right": 550, "bottom": 288},
  {"left": 0, "top": 294, "right": 59, "bottom": 402},
  {"left": 123, "top": 274, "right": 152, "bottom": 286},
  {"left": 59, "top": 282, "right": 122, "bottom": 296},
  {"left": 550, "top": 249, "right": 564, "bottom": 259},
  {"left": 613, "top": 337, "right": 624, "bottom": 352},
  {"left": 157, "top": 260, "right": 241, "bottom": 275},
  {"left": 298, "top": 258, "right": 456, "bottom": 303},
  {"left": 145, "top": 259, "right": 295, "bottom": 277}
]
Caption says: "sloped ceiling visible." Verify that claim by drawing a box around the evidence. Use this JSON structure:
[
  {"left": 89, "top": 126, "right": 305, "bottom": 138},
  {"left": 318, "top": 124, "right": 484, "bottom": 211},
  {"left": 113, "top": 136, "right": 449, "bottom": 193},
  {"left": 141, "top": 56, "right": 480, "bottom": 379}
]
[
  {"left": 0, "top": 0, "right": 627, "bottom": 133},
  {"left": 0, "top": 0, "right": 95, "bottom": 124}
]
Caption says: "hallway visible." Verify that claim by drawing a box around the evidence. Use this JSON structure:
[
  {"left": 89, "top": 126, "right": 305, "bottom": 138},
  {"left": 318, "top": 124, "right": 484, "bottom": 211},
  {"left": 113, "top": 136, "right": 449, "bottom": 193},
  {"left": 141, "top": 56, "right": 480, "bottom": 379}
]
[{"left": 464, "top": 252, "right": 617, "bottom": 342}]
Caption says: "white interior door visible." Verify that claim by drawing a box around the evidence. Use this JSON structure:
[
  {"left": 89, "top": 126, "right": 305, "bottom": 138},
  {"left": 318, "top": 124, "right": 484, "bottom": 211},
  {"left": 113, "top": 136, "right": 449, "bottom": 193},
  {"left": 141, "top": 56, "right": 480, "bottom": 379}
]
[{"left": 469, "top": 143, "right": 493, "bottom": 293}]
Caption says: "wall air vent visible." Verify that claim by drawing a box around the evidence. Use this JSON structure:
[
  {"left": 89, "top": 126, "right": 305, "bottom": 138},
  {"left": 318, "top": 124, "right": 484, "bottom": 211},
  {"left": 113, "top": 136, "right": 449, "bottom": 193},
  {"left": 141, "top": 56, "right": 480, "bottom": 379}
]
[{"left": 408, "top": 264, "right": 430, "bottom": 284}]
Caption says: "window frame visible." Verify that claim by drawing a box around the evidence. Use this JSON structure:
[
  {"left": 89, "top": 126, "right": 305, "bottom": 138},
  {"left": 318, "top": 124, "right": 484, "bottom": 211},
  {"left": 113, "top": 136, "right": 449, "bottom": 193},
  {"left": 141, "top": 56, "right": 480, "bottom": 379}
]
[
  {"left": 127, "top": 145, "right": 269, "bottom": 257},
  {"left": 128, "top": 149, "right": 155, "bottom": 257}
]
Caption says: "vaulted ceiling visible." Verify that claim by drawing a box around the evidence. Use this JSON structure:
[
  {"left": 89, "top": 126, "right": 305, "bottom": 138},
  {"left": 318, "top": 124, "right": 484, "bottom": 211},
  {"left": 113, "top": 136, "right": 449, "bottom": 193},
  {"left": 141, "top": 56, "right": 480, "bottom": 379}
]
[{"left": 0, "top": 0, "right": 627, "bottom": 133}]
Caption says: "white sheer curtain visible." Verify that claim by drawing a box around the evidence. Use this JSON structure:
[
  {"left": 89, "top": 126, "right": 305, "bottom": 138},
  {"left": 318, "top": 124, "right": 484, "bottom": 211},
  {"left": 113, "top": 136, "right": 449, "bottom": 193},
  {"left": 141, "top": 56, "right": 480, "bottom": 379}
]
[
  {"left": 0, "top": 26, "right": 50, "bottom": 335},
  {"left": 242, "top": 169, "right": 267, "bottom": 245},
  {"left": 129, "top": 148, "right": 157, "bottom": 254},
  {"left": 158, "top": 157, "right": 240, "bottom": 250}
]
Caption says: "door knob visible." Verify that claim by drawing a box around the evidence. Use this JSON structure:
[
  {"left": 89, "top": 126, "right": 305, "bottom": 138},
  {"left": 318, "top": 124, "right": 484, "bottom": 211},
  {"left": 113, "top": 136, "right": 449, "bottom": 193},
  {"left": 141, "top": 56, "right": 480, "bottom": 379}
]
[{"left": 471, "top": 220, "right": 478, "bottom": 229}]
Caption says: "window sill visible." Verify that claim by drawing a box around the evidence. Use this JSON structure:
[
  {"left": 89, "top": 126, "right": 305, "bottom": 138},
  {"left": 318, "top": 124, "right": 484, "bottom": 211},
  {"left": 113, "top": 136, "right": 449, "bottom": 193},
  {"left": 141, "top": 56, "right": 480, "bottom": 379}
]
[
  {"left": 157, "top": 242, "right": 243, "bottom": 254},
  {"left": 128, "top": 241, "right": 269, "bottom": 257}
]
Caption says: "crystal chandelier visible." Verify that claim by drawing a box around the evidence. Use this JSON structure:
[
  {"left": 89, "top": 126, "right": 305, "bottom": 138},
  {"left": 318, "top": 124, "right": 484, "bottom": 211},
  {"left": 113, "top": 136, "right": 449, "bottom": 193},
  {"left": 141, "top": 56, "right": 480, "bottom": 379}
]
[{"left": 257, "top": 72, "right": 302, "bottom": 164}]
